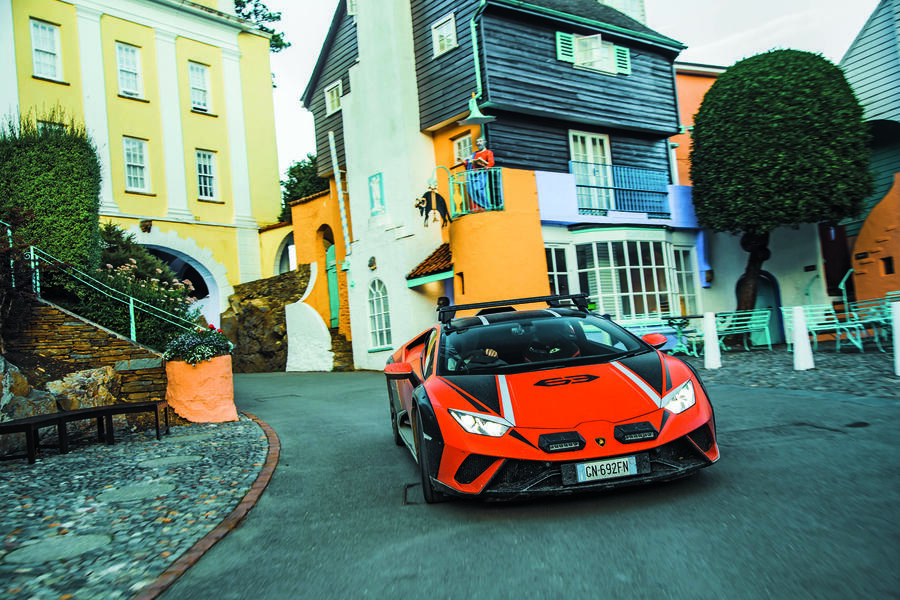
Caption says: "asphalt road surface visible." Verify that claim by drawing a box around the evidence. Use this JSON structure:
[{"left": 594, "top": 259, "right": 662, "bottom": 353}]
[{"left": 161, "top": 371, "right": 899, "bottom": 600}]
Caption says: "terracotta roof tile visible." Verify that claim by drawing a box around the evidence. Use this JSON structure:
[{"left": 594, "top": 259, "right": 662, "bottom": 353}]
[{"left": 406, "top": 243, "right": 452, "bottom": 280}]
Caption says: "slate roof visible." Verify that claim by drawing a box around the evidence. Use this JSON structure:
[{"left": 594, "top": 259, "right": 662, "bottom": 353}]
[
  {"left": 406, "top": 243, "right": 453, "bottom": 280},
  {"left": 492, "top": 0, "right": 684, "bottom": 49}
]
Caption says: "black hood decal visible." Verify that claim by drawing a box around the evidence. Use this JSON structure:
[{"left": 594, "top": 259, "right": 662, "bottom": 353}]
[
  {"left": 618, "top": 351, "right": 665, "bottom": 397},
  {"left": 441, "top": 375, "right": 502, "bottom": 415}
]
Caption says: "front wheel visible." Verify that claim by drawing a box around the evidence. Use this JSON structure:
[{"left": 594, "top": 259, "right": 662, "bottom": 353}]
[{"left": 414, "top": 409, "right": 447, "bottom": 504}]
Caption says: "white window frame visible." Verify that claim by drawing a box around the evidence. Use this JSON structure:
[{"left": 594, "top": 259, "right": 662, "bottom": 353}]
[
  {"left": 116, "top": 42, "right": 143, "bottom": 98},
  {"left": 195, "top": 150, "right": 218, "bottom": 201},
  {"left": 673, "top": 246, "right": 699, "bottom": 315},
  {"left": 324, "top": 80, "right": 343, "bottom": 115},
  {"left": 347, "top": 0, "right": 358, "bottom": 16},
  {"left": 546, "top": 246, "right": 571, "bottom": 296},
  {"left": 431, "top": 13, "right": 458, "bottom": 58},
  {"left": 123, "top": 137, "right": 150, "bottom": 193},
  {"left": 453, "top": 135, "right": 473, "bottom": 164},
  {"left": 368, "top": 279, "right": 392, "bottom": 349},
  {"left": 30, "top": 19, "right": 62, "bottom": 80},
  {"left": 569, "top": 130, "right": 614, "bottom": 212},
  {"left": 556, "top": 32, "right": 631, "bottom": 75},
  {"left": 189, "top": 61, "right": 211, "bottom": 112},
  {"left": 575, "top": 239, "right": 676, "bottom": 319}
]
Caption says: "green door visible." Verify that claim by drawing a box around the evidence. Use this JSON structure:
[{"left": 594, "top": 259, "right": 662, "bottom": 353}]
[{"left": 326, "top": 245, "right": 339, "bottom": 328}]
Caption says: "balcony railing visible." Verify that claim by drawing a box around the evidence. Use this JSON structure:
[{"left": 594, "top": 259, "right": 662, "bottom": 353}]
[
  {"left": 569, "top": 161, "right": 669, "bottom": 216},
  {"left": 449, "top": 167, "right": 504, "bottom": 217}
]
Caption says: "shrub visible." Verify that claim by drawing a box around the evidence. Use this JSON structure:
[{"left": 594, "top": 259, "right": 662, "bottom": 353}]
[{"left": 163, "top": 325, "right": 234, "bottom": 365}]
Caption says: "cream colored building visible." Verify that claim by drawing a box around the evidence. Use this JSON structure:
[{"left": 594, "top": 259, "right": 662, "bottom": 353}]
[{"left": 0, "top": 0, "right": 290, "bottom": 325}]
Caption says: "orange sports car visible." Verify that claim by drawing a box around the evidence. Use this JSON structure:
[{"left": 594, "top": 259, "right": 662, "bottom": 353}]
[{"left": 384, "top": 294, "right": 718, "bottom": 502}]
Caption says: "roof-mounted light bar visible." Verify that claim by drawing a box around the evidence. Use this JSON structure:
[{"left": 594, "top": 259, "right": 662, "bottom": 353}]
[{"left": 437, "top": 293, "right": 589, "bottom": 325}]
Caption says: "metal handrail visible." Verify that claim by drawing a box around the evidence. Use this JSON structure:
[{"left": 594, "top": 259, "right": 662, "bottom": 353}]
[{"left": 838, "top": 268, "right": 854, "bottom": 315}]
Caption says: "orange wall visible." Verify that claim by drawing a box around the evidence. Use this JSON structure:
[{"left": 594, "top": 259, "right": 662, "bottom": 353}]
[
  {"left": 852, "top": 173, "right": 900, "bottom": 299},
  {"left": 448, "top": 167, "right": 550, "bottom": 311},
  {"left": 673, "top": 69, "right": 720, "bottom": 186},
  {"left": 290, "top": 180, "right": 352, "bottom": 338}
]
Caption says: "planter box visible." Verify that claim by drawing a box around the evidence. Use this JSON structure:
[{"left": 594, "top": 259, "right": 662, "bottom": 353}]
[{"left": 165, "top": 355, "right": 237, "bottom": 423}]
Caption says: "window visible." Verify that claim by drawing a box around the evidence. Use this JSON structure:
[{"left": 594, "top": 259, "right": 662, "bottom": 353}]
[
  {"left": 569, "top": 131, "right": 614, "bottom": 213},
  {"left": 453, "top": 135, "right": 473, "bottom": 164},
  {"left": 431, "top": 13, "right": 458, "bottom": 57},
  {"left": 123, "top": 137, "right": 150, "bottom": 193},
  {"left": 324, "top": 80, "right": 342, "bottom": 115},
  {"left": 368, "top": 279, "right": 392, "bottom": 348},
  {"left": 347, "top": 0, "right": 358, "bottom": 16},
  {"left": 189, "top": 62, "right": 211, "bottom": 112},
  {"left": 576, "top": 240, "right": 675, "bottom": 318},
  {"left": 882, "top": 256, "right": 895, "bottom": 276},
  {"left": 116, "top": 42, "right": 143, "bottom": 97},
  {"left": 556, "top": 32, "right": 631, "bottom": 75},
  {"left": 546, "top": 247, "right": 570, "bottom": 296},
  {"left": 30, "top": 19, "right": 61, "bottom": 80},
  {"left": 673, "top": 247, "right": 698, "bottom": 315},
  {"left": 195, "top": 150, "right": 217, "bottom": 200}
]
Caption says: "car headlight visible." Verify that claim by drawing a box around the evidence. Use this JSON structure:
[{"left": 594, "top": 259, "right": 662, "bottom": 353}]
[
  {"left": 660, "top": 380, "right": 695, "bottom": 414},
  {"left": 448, "top": 409, "right": 510, "bottom": 437}
]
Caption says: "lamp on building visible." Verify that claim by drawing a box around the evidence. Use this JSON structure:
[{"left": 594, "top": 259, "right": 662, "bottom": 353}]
[{"left": 457, "top": 93, "right": 495, "bottom": 126}]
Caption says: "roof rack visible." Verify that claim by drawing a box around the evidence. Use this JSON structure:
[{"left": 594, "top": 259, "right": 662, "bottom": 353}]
[{"left": 437, "top": 293, "right": 589, "bottom": 325}]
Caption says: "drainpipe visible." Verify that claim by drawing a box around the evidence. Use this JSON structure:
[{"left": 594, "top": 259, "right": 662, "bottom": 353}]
[
  {"left": 469, "top": 0, "right": 487, "bottom": 100},
  {"left": 328, "top": 131, "right": 351, "bottom": 267}
]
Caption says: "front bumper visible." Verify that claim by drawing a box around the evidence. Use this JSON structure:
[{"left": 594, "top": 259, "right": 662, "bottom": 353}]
[{"left": 434, "top": 429, "right": 717, "bottom": 501}]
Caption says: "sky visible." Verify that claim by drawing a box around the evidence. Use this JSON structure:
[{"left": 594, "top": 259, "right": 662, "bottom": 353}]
[{"left": 263, "top": 0, "right": 881, "bottom": 179}]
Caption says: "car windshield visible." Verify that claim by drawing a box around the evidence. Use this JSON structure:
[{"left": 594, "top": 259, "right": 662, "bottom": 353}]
[{"left": 439, "top": 314, "right": 648, "bottom": 375}]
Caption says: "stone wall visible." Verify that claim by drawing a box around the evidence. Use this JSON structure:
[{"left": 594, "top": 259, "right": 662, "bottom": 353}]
[
  {"left": 4, "top": 301, "right": 167, "bottom": 405},
  {"left": 220, "top": 266, "right": 311, "bottom": 373}
]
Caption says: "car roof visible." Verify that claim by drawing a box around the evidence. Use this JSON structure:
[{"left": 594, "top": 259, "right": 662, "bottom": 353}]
[{"left": 447, "top": 307, "right": 591, "bottom": 331}]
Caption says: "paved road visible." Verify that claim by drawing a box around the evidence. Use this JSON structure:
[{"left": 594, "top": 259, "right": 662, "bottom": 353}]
[{"left": 161, "top": 372, "right": 899, "bottom": 600}]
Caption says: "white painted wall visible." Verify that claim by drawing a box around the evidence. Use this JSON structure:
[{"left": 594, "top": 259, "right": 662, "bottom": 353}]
[
  {"left": 341, "top": 0, "right": 444, "bottom": 371},
  {"left": 285, "top": 301, "right": 334, "bottom": 371},
  {"left": 0, "top": 0, "right": 17, "bottom": 120}
]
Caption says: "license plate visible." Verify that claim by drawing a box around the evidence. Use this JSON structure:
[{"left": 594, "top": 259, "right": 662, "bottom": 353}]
[{"left": 575, "top": 456, "right": 637, "bottom": 483}]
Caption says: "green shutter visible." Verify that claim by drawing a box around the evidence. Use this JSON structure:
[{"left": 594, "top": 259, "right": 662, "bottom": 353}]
[
  {"left": 614, "top": 46, "right": 631, "bottom": 75},
  {"left": 556, "top": 32, "right": 575, "bottom": 63}
]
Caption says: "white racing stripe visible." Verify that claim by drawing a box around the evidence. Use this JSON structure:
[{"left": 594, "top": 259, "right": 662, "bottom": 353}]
[
  {"left": 497, "top": 375, "right": 516, "bottom": 426},
  {"left": 611, "top": 361, "right": 662, "bottom": 407}
]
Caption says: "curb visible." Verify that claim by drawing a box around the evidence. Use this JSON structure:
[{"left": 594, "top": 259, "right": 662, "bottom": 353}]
[{"left": 131, "top": 411, "right": 281, "bottom": 600}]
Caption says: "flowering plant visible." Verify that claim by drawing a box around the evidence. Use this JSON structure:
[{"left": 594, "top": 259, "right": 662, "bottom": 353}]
[{"left": 163, "top": 325, "right": 234, "bottom": 365}]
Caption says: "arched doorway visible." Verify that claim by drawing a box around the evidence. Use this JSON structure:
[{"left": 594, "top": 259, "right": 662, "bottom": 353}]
[
  {"left": 275, "top": 232, "right": 296, "bottom": 275},
  {"left": 736, "top": 270, "right": 785, "bottom": 345},
  {"left": 144, "top": 246, "right": 220, "bottom": 327}
]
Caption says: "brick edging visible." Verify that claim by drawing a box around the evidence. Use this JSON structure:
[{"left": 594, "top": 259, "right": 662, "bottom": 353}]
[{"left": 131, "top": 410, "right": 281, "bottom": 600}]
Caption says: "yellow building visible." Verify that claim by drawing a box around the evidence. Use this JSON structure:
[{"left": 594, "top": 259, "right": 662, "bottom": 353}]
[{"left": 1, "top": 0, "right": 290, "bottom": 325}]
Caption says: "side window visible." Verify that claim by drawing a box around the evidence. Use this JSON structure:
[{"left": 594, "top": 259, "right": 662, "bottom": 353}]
[
  {"left": 431, "top": 13, "right": 458, "bottom": 57},
  {"left": 30, "top": 19, "right": 62, "bottom": 80},
  {"left": 453, "top": 134, "right": 473, "bottom": 164},
  {"left": 368, "top": 279, "right": 392, "bottom": 348},
  {"left": 116, "top": 42, "right": 143, "bottom": 98},
  {"left": 324, "top": 80, "right": 342, "bottom": 115},
  {"left": 556, "top": 32, "right": 631, "bottom": 75},
  {"left": 422, "top": 331, "right": 438, "bottom": 378},
  {"left": 189, "top": 61, "right": 211, "bottom": 112}
]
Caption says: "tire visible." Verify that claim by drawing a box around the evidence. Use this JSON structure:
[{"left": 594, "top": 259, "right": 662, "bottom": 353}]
[
  {"left": 414, "top": 409, "right": 446, "bottom": 504},
  {"left": 390, "top": 398, "right": 403, "bottom": 447}
]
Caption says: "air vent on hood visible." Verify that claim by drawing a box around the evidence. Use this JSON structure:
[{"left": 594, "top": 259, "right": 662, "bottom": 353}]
[{"left": 614, "top": 421, "right": 659, "bottom": 444}]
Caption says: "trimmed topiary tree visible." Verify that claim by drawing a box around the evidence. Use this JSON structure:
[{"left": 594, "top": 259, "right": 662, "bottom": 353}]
[
  {"left": 0, "top": 109, "right": 102, "bottom": 271},
  {"left": 689, "top": 49, "right": 873, "bottom": 310}
]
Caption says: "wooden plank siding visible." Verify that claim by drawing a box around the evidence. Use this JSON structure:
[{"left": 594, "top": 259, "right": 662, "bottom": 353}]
[
  {"left": 486, "top": 114, "right": 670, "bottom": 174},
  {"left": 481, "top": 11, "right": 680, "bottom": 135},
  {"left": 840, "top": 0, "right": 900, "bottom": 123},
  {"left": 410, "top": 0, "right": 480, "bottom": 131},
  {"left": 305, "top": 8, "right": 359, "bottom": 177}
]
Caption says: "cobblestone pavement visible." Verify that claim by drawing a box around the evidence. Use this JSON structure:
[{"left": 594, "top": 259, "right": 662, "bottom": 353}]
[
  {"left": 0, "top": 415, "right": 269, "bottom": 600},
  {"left": 683, "top": 343, "right": 898, "bottom": 399}
]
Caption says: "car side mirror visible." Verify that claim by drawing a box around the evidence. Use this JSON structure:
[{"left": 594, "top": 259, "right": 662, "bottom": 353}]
[
  {"left": 384, "top": 361, "right": 415, "bottom": 381},
  {"left": 641, "top": 332, "right": 668, "bottom": 350}
]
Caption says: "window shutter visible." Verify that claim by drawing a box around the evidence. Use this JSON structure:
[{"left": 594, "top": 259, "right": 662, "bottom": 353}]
[
  {"left": 556, "top": 32, "right": 575, "bottom": 63},
  {"left": 614, "top": 46, "right": 631, "bottom": 75}
]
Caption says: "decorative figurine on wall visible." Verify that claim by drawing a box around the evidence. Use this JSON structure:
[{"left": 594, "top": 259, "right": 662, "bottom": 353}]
[
  {"left": 465, "top": 137, "right": 496, "bottom": 208},
  {"left": 414, "top": 184, "right": 452, "bottom": 227}
]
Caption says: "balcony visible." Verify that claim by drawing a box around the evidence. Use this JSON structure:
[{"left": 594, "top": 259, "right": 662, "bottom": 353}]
[
  {"left": 449, "top": 167, "right": 504, "bottom": 217},
  {"left": 569, "top": 161, "right": 669, "bottom": 217}
]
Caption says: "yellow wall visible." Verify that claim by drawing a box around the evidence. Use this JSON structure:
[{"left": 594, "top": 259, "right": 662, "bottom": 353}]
[
  {"left": 239, "top": 32, "right": 281, "bottom": 226},
  {"left": 101, "top": 15, "right": 167, "bottom": 217},
  {"left": 448, "top": 167, "right": 550, "bottom": 308},
  {"left": 13, "top": 0, "right": 84, "bottom": 123},
  {"left": 175, "top": 37, "right": 233, "bottom": 224}
]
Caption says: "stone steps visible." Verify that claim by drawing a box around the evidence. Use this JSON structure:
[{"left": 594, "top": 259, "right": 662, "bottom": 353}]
[{"left": 329, "top": 328, "right": 354, "bottom": 372}]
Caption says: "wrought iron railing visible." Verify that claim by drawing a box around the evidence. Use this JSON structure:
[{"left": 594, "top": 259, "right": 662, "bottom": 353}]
[
  {"left": 2, "top": 220, "right": 197, "bottom": 349},
  {"left": 569, "top": 161, "right": 669, "bottom": 216},
  {"left": 449, "top": 167, "right": 504, "bottom": 217}
]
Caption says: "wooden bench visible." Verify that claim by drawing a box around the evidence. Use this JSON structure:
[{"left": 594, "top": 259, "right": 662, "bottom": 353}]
[
  {"left": 716, "top": 308, "right": 772, "bottom": 351},
  {"left": 781, "top": 305, "right": 866, "bottom": 352},
  {"left": 0, "top": 400, "right": 169, "bottom": 464}
]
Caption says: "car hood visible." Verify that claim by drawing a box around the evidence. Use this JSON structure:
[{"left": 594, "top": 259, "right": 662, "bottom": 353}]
[{"left": 437, "top": 351, "right": 689, "bottom": 429}]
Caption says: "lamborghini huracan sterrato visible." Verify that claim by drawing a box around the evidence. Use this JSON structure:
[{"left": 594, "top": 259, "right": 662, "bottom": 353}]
[{"left": 384, "top": 293, "right": 718, "bottom": 502}]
